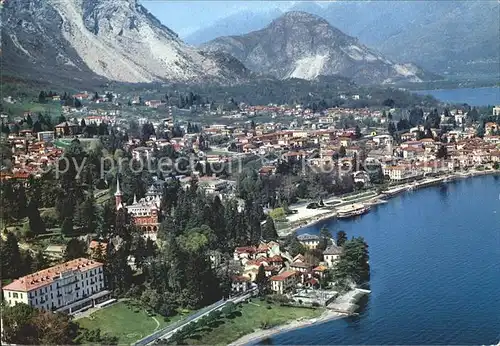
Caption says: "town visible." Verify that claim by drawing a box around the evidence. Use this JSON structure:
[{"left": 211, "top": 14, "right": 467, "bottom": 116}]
[{"left": 1, "top": 88, "right": 499, "bottom": 345}]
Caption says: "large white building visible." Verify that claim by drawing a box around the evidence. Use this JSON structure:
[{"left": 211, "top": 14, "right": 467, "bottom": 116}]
[{"left": 2, "top": 258, "right": 109, "bottom": 314}]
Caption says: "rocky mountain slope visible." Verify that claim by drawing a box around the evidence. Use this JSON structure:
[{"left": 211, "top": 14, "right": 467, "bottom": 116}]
[
  {"left": 202, "top": 12, "right": 437, "bottom": 85},
  {"left": 1, "top": 0, "right": 249, "bottom": 85},
  {"left": 189, "top": 1, "right": 499, "bottom": 79}
]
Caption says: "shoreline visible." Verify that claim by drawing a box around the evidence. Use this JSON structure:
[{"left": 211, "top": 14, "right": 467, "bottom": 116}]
[
  {"left": 228, "top": 309, "right": 344, "bottom": 346},
  {"left": 279, "top": 169, "right": 499, "bottom": 237},
  {"left": 233, "top": 171, "right": 498, "bottom": 346},
  {"left": 230, "top": 288, "right": 370, "bottom": 346}
]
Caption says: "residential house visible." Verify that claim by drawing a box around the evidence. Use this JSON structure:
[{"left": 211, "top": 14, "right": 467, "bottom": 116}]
[
  {"left": 231, "top": 276, "right": 251, "bottom": 294},
  {"left": 233, "top": 246, "right": 256, "bottom": 264},
  {"left": 297, "top": 233, "right": 320, "bottom": 250},
  {"left": 323, "top": 244, "right": 343, "bottom": 267},
  {"left": 312, "top": 265, "right": 328, "bottom": 278},
  {"left": 289, "top": 261, "right": 314, "bottom": 273},
  {"left": 270, "top": 271, "right": 298, "bottom": 294},
  {"left": 54, "top": 121, "right": 79, "bottom": 136}
]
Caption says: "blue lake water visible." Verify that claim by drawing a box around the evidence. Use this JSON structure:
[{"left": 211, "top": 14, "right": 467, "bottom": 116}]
[
  {"left": 265, "top": 175, "right": 500, "bottom": 345},
  {"left": 414, "top": 87, "right": 500, "bottom": 106}
]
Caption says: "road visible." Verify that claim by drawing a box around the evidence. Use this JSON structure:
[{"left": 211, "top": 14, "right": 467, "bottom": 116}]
[{"left": 134, "top": 288, "right": 256, "bottom": 346}]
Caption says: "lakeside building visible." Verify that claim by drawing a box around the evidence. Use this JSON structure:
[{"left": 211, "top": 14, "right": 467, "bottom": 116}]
[
  {"left": 323, "top": 244, "right": 343, "bottom": 267},
  {"left": 2, "top": 258, "right": 109, "bottom": 315},
  {"left": 297, "top": 233, "right": 321, "bottom": 249},
  {"left": 270, "top": 270, "right": 298, "bottom": 294}
]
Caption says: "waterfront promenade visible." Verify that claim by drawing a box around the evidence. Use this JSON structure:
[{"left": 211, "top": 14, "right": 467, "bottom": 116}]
[{"left": 278, "top": 169, "right": 499, "bottom": 237}]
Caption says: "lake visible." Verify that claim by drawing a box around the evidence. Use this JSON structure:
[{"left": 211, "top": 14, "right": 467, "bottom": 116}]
[
  {"left": 265, "top": 175, "right": 500, "bottom": 345},
  {"left": 414, "top": 87, "right": 500, "bottom": 106}
]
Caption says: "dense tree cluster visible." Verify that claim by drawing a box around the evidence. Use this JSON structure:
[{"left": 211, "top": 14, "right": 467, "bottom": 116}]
[
  {"left": 166, "top": 77, "right": 438, "bottom": 110},
  {"left": 334, "top": 237, "right": 370, "bottom": 286},
  {"left": 1, "top": 303, "right": 78, "bottom": 345}
]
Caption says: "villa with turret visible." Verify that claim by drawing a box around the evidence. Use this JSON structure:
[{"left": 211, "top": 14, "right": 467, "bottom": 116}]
[{"left": 114, "top": 179, "right": 161, "bottom": 240}]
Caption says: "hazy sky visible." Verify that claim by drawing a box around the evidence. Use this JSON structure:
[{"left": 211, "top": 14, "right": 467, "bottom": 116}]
[{"left": 140, "top": 1, "right": 328, "bottom": 37}]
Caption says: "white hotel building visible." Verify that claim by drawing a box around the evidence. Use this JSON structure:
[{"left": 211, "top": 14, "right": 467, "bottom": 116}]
[{"left": 2, "top": 258, "right": 110, "bottom": 314}]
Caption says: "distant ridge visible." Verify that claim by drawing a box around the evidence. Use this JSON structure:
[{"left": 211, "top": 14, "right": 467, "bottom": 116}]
[{"left": 202, "top": 12, "right": 439, "bottom": 85}]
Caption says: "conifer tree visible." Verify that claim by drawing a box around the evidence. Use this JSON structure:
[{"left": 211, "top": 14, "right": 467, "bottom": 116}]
[
  {"left": 26, "top": 199, "right": 46, "bottom": 236},
  {"left": 0, "top": 232, "right": 22, "bottom": 279},
  {"left": 255, "top": 264, "right": 268, "bottom": 295},
  {"left": 262, "top": 215, "right": 278, "bottom": 241}
]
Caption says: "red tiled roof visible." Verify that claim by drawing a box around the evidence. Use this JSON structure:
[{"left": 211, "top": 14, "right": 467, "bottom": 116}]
[
  {"left": 268, "top": 255, "right": 283, "bottom": 263},
  {"left": 313, "top": 265, "right": 328, "bottom": 272},
  {"left": 270, "top": 270, "right": 297, "bottom": 282},
  {"left": 2, "top": 258, "right": 103, "bottom": 292},
  {"left": 235, "top": 246, "right": 256, "bottom": 254}
]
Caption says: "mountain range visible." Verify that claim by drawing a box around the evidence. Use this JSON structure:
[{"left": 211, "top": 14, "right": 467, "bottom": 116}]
[
  {"left": 1, "top": 0, "right": 470, "bottom": 87},
  {"left": 201, "top": 12, "right": 437, "bottom": 85},
  {"left": 187, "top": 0, "right": 500, "bottom": 78},
  {"left": 1, "top": 0, "right": 250, "bottom": 86}
]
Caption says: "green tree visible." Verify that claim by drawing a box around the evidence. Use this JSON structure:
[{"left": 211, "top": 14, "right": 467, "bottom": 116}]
[
  {"left": 476, "top": 122, "right": 485, "bottom": 138},
  {"left": 64, "top": 238, "right": 87, "bottom": 261},
  {"left": 318, "top": 226, "right": 332, "bottom": 251},
  {"left": 436, "top": 145, "right": 448, "bottom": 159},
  {"left": 262, "top": 215, "right": 278, "bottom": 241},
  {"left": 285, "top": 232, "right": 306, "bottom": 257},
  {"left": 1, "top": 303, "right": 38, "bottom": 344},
  {"left": 336, "top": 230, "right": 347, "bottom": 247},
  {"left": 255, "top": 264, "right": 268, "bottom": 295},
  {"left": 0, "top": 232, "right": 22, "bottom": 279},
  {"left": 32, "top": 310, "right": 78, "bottom": 344},
  {"left": 31, "top": 250, "right": 49, "bottom": 272},
  {"left": 38, "top": 91, "right": 46, "bottom": 103},
  {"left": 388, "top": 122, "right": 397, "bottom": 136},
  {"left": 335, "top": 237, "right": 370, "bottom": 284},
  {"left": 91, "top": 243, "right": 107, "bottom": 263},
  {"left": 355, "top": 125, "right": 362, "bottom": 139},
  {"left": 75, "top": 192, "right": 98, "bottom": 234},
  {"left": 26, "top": 199, "right": 46, "bottom": 236},
  {"left": 339, "top": 145, "right": 347, "bottom": 158},
  {"left": 61, "top": 216, "right": 74, "bottom": 236},
  {"left": 106, "top": 244, "right": 133, "bottom": 295}
]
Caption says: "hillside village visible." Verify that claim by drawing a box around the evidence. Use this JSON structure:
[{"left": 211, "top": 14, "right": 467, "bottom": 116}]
[{"left": 0, "top": 89, "right": 499, "bottom": 345}]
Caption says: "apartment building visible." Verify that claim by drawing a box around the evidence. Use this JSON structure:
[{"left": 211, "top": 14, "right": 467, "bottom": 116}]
[{"left": 2, "top": 258, "right": 109, "bottom": 314}]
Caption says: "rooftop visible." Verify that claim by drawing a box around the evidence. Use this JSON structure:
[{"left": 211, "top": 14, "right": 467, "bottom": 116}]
[
  {"left": 297, "top": 233, "right": 320, "bottom": 241},
  {"left": 270, "top": 270, "right": 297, "bottom": 282},
  {"left": 323, "top": 244, "right": 343, "bottom": 255},
  {"left": 2, "top": 258, "right": 103, "bottom": 292}
]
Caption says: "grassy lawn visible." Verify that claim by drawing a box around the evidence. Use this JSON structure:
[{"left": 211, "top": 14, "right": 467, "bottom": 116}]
[
  {"left": 76, "top": 301, "right": 186, "bottom": 345},
  {"left": 185, "top": 299, "right": 323, "bottom": 345}
]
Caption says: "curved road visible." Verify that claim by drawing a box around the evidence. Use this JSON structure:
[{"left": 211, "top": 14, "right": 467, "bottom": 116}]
[{"left": 134, "top": 288, "right": 256, "bottom": 346}]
